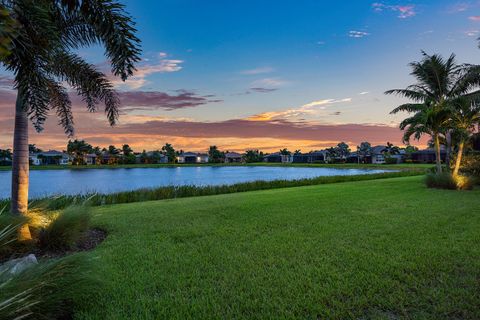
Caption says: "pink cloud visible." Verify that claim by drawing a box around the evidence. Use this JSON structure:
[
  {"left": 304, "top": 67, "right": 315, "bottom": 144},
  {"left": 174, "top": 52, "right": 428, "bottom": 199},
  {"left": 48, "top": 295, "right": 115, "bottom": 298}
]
[
  {"left": 117, "top": 90, "right": 222, "bottom": 112},
  {"left": 372, "top": 3, "right": 416, "bottom": 19},
  {"left": 469, "top": 15, "right": 480, "bottom": 21}
]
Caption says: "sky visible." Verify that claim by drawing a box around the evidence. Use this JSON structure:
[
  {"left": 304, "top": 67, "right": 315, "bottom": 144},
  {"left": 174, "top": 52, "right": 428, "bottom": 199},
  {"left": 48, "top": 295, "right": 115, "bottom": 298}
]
[{"left": 1, "top": 0, "right": 480, "bottom": 152}]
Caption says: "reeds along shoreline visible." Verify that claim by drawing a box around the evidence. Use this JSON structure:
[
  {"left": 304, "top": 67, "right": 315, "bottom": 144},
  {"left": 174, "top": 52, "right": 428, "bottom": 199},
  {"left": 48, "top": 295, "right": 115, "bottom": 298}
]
[{"left": 0, "top": 170, "right": 422, "bottom": 211}]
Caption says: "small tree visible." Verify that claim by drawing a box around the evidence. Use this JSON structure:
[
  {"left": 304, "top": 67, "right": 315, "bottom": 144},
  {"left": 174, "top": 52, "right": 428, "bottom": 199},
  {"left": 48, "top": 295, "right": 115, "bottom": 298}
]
[
  {"left": 357, "top": 142, "right": 372, "bottom": 163},
  {"left": 449, "top": 97, "right": 480, "bottom": 176},
  {"left": 162, "top": 143, "right": 176, "bottom": 163},
  {"left": 336, "top": 142, "right": 350, "bottom": 159},
  {"left": 244, "top": 150, "right": 264, "bottom": 163},
  {"left": 208, "top": 146, "right": 224, "bottom": 163},
  {"left": 67, "top": 139, "right": 93, "bottom": 165}
]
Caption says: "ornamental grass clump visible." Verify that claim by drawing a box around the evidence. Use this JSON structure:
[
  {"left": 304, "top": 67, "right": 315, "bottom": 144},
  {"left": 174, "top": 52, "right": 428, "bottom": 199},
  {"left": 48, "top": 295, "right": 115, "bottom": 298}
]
[
  {"left": 37, "top": 206, "right": 91, "bottom": 252},
  {"left": 425, "top": 172, "right": 474, "bottom": 190}
]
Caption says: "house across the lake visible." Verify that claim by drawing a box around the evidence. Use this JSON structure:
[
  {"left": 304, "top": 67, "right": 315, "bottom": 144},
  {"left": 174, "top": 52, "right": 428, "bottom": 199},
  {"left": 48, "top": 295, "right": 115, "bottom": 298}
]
[
  {"left": 29, "top": 150, "right": 69, "bottom": 166},
  {"left": 83, "top": 154, "right": 98, "bottom": 165},
  {"left": 292, "top": 151, "right": 328, "bottom": 163},
  {"left": 0, "top": 156, "right": 12, "bottom": 166},
  {"left": 224, "top": 152, "right": 243, "bottom": 163},
  {"left": 370, "top": 145, "right": 388, "bottom": 164},
  {"left": 263, "top": 153, "right": 293, "bottom": 163},
  {"left": 177, "top": 152, "right": 209, "bottom": 164},
  {"left": 135, "top": 152, "right": 168, "bottom": 164},
  {"left": 411, "top": 149, "right": 447, "bottom": 163}
]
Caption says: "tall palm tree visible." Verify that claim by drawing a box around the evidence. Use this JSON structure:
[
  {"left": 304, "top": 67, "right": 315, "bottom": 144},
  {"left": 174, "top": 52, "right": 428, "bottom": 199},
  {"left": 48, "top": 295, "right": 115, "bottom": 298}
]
[
  {"left": 386, "top": 52, "right": 480, "bottom": 174},
  {"left": 1, "top": 0, "right": 141, "bottom": 239},
  {"left": 394, "top": 105, "right": 450, "bottom": 173},
  {"left": 449, "top": 97, "right": 480, "bottom": 176}
]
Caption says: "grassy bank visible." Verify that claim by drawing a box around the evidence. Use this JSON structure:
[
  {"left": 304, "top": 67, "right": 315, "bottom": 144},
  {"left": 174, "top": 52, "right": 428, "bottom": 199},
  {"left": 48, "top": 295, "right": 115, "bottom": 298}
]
[
  {"left": 73, "top": 176, "right": 480, "bottom": 319},
  {"left": 0, "top": 170, "right": 423, "bottom": 210}
]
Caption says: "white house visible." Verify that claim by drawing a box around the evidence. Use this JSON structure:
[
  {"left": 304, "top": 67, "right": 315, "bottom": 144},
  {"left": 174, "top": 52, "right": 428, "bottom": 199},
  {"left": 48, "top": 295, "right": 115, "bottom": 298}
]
[
  {"left": 29, "top": 154, "right": 42, "bottom": 166},
  {"left": 30, "top": 150, "right": 69, "bottom": 165},
  {"left": 196, "top": 153, "right": 209, "bottom": 163},
  {"left": 370, "top": 146, "right": 388, "bottom": 164},
  {"left": 224, "top": 152, "right": 243, "bottom": 163},
  {"left": 83, "top": 154, "right": 98, "bottom": 165},
  {"left": 177, "top": 152, "right": 209, "bottom": 164}
]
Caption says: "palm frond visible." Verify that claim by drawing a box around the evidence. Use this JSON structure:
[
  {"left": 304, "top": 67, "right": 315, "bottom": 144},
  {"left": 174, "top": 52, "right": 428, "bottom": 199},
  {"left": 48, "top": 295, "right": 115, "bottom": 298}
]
[
  {"left": 47, "top": 80, "right": 74, "bottom": 136},
  {"left": 50, "top": 51, "right": 119, "bottom": 125},
  {"left": 390, "top": 103, "right": 426, "bottom": 114},
  {"left": 16, "top": 66, "right": 51, "bottom": 133},
  {"left": 72, "top": 0, "right": 142, "bottom": 80},
  {"left": 384, "top": 89, "right": 428, "bottom": 102}
]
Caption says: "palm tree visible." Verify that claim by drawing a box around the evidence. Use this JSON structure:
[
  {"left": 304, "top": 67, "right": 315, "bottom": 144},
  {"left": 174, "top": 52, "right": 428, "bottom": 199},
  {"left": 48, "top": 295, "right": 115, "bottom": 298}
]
[
  {"left": 386, "top": 52, "right": 480, "bottom": 174},
  {"left": 1, "top": 0, "right": 140, "bottom": 238},
  {"left": 122, "top": 144, "right": 133, "bottom": 156},
  {"left": 67, "top": 139, "right": 93, "bottom": 165},
  {"left": 357, "top": 142, "right": 372, "bottom": 164},
  {"left": 395, "top": 105, "right": 450, "bottom": 173},
  {"left": 449, "top": 97, "right": 480, "bottom": 176}
]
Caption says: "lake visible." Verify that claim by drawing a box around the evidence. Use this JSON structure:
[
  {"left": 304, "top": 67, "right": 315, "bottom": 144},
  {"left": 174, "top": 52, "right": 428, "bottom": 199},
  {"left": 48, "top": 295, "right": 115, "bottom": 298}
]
[{"left": 0, "top": 166, "right": 392, "bottom": 199}]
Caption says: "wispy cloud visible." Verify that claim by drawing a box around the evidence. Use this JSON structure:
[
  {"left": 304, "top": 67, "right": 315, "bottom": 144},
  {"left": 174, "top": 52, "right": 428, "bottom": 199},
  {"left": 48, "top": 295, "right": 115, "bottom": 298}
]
[
  {"left": 111, "top": 52, "right": 183, "bottom": 89},
  {"left": 465, "top": 29, "right": 479, "bottom": 36},
  {"left": 251, "top": 77, "right": 289, "bottom": 88},
  {"left": 250, "top": 87, "right": 278, "bottom": 93},
  {"left": 469, "top": 15, "right": 480, "bottom": 21},
  {"left": 448, "top": 2, "right": 472, "bottom": 13},
  {"left": 349, "top": 31, "right": 370, "bottom": 38},
  {"left": 372, "top": 3, "right": 416, "bottom": 19},
  {"left": 117, "top": 90, "right": 222, "bottom": 112},
  {"left": 246, "top": 98, "right": 352, "bottom": 122},
  {"left": 359, "top": 91, "right": 370, "bottom": 95},
  {"left": 240, "top": 67, "right": 274, "bottom": 75}
]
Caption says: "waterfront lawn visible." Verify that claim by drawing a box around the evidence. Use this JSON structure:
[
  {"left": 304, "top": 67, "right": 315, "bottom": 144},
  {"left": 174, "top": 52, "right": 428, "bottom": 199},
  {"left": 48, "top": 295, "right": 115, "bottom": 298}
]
[{"left": 74, "top": 176, "right": 480, "bottom": 319}]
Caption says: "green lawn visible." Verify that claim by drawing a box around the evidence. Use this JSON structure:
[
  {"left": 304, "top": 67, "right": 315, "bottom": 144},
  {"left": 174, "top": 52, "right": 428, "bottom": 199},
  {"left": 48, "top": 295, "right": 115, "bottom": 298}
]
[{"left": 74, "top": 176, "right": 480, "bottom": 319}]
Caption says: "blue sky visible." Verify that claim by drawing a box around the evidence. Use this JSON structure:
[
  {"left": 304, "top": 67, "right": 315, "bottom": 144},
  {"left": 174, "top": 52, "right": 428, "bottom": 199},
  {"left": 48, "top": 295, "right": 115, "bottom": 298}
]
[
  {"left": 117, "top": 0, "right": 480, "bottom": 123},
  {"left": 2, "top": 0, "right": 480, "bottom": 151}
]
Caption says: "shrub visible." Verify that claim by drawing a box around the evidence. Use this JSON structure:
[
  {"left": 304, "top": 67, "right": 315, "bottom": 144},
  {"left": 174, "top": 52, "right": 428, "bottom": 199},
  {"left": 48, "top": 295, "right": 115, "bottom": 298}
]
[
  {"left": 461, "top": 154, "right": 480, "bottom": 181},
  {"left": 37, "top": 206, "right": 91, "bottom": 252},
  {"left": 425, "top": 172, "right": 474, "bottom": 190},
  {"left": 0, "top": 254, "right": 91, "bottom": 319},
  {"left": 0, "top": 207, "right": 31, "bottom": 259},
  {"left": 385, "top": 157, "right": 398, "bottom": 164}
]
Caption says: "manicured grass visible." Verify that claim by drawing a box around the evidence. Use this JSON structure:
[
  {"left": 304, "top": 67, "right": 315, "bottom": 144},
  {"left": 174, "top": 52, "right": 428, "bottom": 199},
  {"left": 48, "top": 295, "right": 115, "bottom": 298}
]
[{"left": 73, "top": 176, "right": 480, "bottom": 319}]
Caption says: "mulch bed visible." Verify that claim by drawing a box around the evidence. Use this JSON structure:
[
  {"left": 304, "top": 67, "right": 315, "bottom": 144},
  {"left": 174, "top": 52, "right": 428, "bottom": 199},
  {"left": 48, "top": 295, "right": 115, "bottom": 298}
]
[{"left": 35, "top": 228, "right": 107, "bottom": 259}]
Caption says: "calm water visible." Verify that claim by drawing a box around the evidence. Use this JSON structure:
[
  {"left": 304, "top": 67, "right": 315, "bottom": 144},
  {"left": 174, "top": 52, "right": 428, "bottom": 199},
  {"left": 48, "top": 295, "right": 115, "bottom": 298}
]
[{"left": 0, "top": 166, "right": 392, "bottom": 199}]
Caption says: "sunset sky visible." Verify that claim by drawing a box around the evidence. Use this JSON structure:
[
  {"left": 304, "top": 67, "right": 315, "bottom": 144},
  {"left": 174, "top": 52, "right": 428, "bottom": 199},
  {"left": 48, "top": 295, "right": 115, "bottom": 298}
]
[{"left": 1, "top": 0, "right": 480, "bottom": 152}]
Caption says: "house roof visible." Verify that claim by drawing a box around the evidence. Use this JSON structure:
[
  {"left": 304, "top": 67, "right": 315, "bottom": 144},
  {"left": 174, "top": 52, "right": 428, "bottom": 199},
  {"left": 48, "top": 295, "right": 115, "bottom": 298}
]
[
  {"left": 32, "top": 150, "right": 68, "bottom": 157},
  {"left": 178, "top": 152, "right": 197, "bottom": 157},
  {"left": 371, "top": 145, "right": 387, "bottom": 154},
  {"left": 225, "top": 152, "right": 242, "bottom": 158}
]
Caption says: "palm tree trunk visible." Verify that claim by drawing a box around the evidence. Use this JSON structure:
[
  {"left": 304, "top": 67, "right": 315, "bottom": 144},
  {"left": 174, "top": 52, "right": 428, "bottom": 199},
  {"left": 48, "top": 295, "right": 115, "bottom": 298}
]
[
  {"left": 11, "top": 93, "right": 31, "bottom": 240},
  {"left": 434, "top": 132, "right": 442, "bottom": 174},
  {"left": 452, "top": 140, "right": 465, "bottom": 177},
  {"left": 445, "top": 130, "right": 452, "bottom": 172}
]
